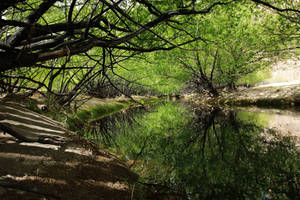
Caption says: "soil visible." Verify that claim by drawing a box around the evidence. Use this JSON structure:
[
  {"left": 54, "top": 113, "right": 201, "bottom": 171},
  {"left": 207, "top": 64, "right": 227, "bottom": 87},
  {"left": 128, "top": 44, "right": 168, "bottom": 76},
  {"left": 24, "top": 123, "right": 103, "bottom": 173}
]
[
  {"left": 224, "top": 82, "right": 300, "bottom": 100},
  {"left": 221, "top": 58, "right": 300, "bottom": 107},
  {"left": 0, "top": 97, "right": 141, "bottom": 200},
  {"left": 0, "top": 141, "right": 139, "bottom": 200},
  {"left": 219, "top": 83, "right": 300, "bottom": 107}
]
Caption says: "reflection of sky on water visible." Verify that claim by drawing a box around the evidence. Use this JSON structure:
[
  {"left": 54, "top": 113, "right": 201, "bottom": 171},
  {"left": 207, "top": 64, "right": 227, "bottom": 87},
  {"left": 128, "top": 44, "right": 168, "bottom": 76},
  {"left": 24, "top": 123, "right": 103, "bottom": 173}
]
[{"left": 237, "top": 108, "right": 300, "bottom": 146}]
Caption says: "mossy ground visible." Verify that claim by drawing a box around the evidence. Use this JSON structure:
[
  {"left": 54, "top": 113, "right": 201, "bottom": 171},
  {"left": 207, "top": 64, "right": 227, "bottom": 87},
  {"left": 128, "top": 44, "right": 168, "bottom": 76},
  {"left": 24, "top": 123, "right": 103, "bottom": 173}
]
[
  {"left": 66, "top": 97, "right": 163, "bottom": 135},
  {"left": 75, "top": 98, "right": 162, "bottom": 123}
]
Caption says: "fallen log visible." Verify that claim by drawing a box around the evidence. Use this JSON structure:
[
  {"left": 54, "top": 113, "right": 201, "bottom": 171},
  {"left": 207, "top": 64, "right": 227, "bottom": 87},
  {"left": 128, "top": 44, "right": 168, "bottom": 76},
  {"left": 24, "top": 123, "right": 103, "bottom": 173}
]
[{"left": 0, "top": 102, "right": 70, "bottom": 144}]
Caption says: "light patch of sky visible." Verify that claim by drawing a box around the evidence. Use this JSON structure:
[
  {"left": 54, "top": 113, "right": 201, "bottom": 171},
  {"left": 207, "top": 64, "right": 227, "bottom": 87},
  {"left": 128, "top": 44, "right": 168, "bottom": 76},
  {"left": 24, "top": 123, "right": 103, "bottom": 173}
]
[{"left": 111, "top": 0, "right": 136, "bottom": 10}]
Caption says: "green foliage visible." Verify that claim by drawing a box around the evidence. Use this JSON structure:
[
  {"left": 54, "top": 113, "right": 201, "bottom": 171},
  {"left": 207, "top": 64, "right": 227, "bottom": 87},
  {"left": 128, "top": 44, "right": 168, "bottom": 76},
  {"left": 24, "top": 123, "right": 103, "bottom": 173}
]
[
  {"left": 25, "top": 101, "right": 42, "bottom": 114},
  {"left": 237, "top": 68, "right": 272, "bottom": 85},
  {"left": 75, "top": 98, "right": 163, "bottom": 123},
  {"left": 99, "top": 103, "right": 300, "bottom": 199},
  {"left": 66, "top": 98, "right": 164, "bottom": 143},
  {"left": 1, "top": 0, "right": 298, "bottom": 98},
  {"left": 76, "top": 102, "right": 132, "bottom": 123},
  {"left": 42, "top": 93, "right": 70, "bottom": 121},
  {"left": 115, "top": 52, "right": 189, "bottom": 94},
  {"left": 129, "top": 1, "right": 296, "bottom": 94},
  {"left": 112, "top": 102, "right": 192, "bottom": 159},
  {"left": 236, "top": 110, "right": 272, "bottom": 127}
]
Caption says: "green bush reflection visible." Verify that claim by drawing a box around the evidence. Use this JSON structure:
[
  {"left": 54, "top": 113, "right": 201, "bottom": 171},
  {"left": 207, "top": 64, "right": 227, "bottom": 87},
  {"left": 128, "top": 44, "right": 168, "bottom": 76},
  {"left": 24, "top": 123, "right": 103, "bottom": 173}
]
[{"left": 102, "top": 103, "right": 300, "bottom": 199}]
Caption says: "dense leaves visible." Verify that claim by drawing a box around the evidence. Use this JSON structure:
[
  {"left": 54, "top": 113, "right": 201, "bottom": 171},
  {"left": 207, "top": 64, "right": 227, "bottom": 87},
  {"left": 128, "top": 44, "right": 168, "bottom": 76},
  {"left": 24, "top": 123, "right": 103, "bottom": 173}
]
[{"left": 0, "top": 0, "right": 299, "bottom": 98}]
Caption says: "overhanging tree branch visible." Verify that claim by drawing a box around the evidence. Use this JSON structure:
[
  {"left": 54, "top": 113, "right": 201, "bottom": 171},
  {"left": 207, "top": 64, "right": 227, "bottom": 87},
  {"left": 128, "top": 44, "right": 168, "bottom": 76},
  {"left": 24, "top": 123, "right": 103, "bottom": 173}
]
[
  {"left": 0, "top": 0, "right": 297, "bottom": 74},
  {"left": 250, "top": 0, "right": 300, "bottom": 13},
  {"left": 8, "top": 0, "right": 58, "bottom": 47}
]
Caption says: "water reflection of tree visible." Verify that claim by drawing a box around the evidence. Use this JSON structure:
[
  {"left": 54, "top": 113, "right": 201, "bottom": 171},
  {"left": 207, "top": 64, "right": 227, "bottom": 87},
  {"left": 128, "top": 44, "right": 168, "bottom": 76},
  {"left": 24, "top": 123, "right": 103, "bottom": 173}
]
[
  {"left": 110, "top": 103, "right": 300, "bottom": 200},
  {"left": 84, "top": 105, "right": 149, "bottom": 146},
  {"left": 186, "top": 108, "right": 299, "bottom": 200}
]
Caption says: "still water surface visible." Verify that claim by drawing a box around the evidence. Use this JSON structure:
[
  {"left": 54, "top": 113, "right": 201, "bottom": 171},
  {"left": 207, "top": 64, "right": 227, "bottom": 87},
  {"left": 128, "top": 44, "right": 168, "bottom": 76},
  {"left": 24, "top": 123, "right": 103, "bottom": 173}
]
[{"left": 89, "top": 102, "right": 300, "bottom": 199}]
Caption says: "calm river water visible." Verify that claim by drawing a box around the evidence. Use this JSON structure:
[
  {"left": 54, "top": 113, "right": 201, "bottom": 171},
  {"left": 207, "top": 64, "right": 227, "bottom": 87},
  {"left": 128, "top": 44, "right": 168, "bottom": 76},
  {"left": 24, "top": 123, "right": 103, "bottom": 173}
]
[{"left": 89, "top": 102, "right": 300, "bottom": 200}]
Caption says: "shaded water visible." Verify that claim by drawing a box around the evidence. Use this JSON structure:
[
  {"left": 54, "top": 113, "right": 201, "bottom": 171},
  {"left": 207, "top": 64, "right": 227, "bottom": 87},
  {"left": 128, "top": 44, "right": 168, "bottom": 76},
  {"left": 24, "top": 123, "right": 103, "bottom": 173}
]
[{"left": 90, "top": 102, "right": 300, "bottom": 200}]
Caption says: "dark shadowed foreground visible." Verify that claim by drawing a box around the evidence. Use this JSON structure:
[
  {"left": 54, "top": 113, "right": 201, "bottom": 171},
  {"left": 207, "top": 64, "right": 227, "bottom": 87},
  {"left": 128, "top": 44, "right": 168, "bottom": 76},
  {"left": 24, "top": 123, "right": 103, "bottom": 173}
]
[{"left": 0, "top": 101, "right": 138, "bottom": 200}]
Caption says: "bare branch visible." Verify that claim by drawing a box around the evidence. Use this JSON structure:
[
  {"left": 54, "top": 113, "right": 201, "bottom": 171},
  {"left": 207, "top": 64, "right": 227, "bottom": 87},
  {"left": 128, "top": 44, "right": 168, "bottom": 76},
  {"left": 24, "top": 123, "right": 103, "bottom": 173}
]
[
  {"left": 8, "top": 0, "right": 58, "bottom": 47},
  {"left": 250, "top": 0, "right": 300, "bottom": 13}
]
